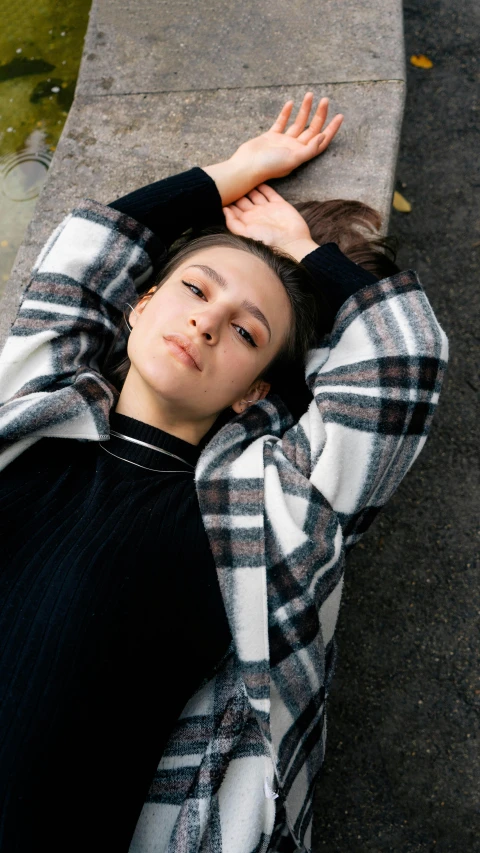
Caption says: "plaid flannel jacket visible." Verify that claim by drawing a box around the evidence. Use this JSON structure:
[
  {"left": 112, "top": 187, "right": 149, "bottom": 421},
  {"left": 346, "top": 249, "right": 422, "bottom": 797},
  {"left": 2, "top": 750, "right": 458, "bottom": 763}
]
[{"left": 0, "top": 201, "right": 448, "bottom": 852}]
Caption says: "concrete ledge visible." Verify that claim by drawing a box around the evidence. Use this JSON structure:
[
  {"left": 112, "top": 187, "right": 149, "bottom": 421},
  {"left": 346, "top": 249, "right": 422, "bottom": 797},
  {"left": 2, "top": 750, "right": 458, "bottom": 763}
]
[{"left": 0, "top": 0, "right": 406, "bottom": 346}]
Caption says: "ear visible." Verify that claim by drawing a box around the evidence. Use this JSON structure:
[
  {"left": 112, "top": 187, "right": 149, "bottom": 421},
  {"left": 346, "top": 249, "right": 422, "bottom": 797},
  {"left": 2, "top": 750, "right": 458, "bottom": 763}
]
[
  {"left": 130, "top": 287, "right": 157, "bottom": 327},
  {"left": 231, "top": 379, "right": 271, "bottom": 414}
]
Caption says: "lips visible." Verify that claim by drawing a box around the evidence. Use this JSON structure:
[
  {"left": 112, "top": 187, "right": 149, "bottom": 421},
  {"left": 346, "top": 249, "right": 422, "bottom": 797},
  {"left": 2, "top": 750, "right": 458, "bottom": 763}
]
[{"left": 163, "top": 334, "right": 203, "bottom": 371}]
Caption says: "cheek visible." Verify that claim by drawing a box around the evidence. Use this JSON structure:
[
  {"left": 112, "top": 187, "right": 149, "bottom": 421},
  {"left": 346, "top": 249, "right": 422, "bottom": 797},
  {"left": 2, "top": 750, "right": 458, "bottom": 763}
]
[
  {"left": 212, "top": 348, "right": 259, "bottom": 392},
  {"left": 127, "top": 316, "right": 163, "bottom": 372}
]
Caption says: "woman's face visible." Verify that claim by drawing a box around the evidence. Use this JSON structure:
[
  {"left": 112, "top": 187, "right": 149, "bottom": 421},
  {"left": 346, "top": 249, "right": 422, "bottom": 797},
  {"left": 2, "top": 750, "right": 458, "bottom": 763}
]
[{"left": 126, "top": 246, "right": 292, "bottom": 427}]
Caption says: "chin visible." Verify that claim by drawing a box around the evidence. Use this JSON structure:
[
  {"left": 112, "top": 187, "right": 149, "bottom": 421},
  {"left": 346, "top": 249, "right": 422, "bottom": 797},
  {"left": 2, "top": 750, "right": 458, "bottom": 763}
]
[{"left": 136, "top": 362, "right": 236, "bottom": 416}]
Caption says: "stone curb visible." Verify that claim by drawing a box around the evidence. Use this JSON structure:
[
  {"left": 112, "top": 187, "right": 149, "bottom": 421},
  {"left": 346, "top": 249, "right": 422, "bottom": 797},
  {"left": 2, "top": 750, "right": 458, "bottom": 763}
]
[{"left": 0, "top": 0, "right": 406, "bottom": 346}]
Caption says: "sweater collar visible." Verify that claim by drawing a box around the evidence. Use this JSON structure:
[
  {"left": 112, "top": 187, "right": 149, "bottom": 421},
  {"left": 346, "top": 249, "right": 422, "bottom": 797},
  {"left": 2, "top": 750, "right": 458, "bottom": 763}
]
[{"left": 108, "top": 412, "right": 201, "bottom": 471}]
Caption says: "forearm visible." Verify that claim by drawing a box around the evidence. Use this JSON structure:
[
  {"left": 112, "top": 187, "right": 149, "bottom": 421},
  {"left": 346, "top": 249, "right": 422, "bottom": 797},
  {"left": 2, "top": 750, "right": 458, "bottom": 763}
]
[
  {"left": 275, "top": 235, "right": 377, "bottom": 326},
  {"left": 109, "top": 167, "right": 225, "bottom": 243},
  {"left": 202, "top": 159, "right": 264, "bottom": 207},
  {"left": 302, "top": 242, "right": 377, "bottom": 319}
]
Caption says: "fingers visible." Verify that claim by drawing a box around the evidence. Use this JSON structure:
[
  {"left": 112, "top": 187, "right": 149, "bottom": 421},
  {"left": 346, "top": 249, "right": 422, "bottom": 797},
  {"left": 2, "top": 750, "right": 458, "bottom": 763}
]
[
  {"left": 269, "top": 100, "right": 294, "bottom": 133},
  {"left": 317, "top": 112, "right": 344, "bottom": 151},
  {"left": 234, "top": 196, "right": 255, "bottom": 212},
  {"left": 285, "top": 92, "right": 314, "bottom": 137},
  {"left": 224, "top": 184, "right": 286, "bottom": 228},
  {"left": 297, "top": 97, "right": 329, "bottom": 142},
  {"left": 271, "top": 93, "right": 343, "bottom": 148},
  {"left": 223, "top": 206, "right": 244, "bottom": 234},
  {"left": 297, "top": 111, "right": 344, "bottom": 164},
  {"left": 247, "top": 188, "right": 268, "bottom": 205},
  {"left": 255, "top": 183, "right": 285, "bottom": 202},
  {"left": 244, "top": 184, "right": 285, "bottom": 205}
]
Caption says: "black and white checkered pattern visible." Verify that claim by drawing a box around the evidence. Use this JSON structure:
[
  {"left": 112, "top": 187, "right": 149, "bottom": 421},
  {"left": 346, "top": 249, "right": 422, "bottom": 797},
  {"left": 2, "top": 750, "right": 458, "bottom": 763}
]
[{"left": 0, "top": 201, "right": 448, "bottom": 852}]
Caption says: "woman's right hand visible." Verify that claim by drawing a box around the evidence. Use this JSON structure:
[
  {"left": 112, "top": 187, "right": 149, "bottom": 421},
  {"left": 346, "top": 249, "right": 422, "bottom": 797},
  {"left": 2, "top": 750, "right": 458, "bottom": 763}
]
[{"left": 223, "top": 183, "right": 320, "bottom": 262}]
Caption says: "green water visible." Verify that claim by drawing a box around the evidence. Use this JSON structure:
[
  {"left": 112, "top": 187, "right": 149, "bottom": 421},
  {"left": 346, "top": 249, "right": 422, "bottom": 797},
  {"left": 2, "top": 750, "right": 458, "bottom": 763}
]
[{"left": 0, "top": 0, "right": 92, "bottom": 293}]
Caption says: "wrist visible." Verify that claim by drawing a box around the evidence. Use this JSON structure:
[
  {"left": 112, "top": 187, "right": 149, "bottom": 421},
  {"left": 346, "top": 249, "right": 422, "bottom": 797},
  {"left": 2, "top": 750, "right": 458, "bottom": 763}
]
[
  {"left": 202, "top": 157, "right": 262, "bottom": 206},
  {"left": 280, "top": 237, "right": 320, "bottom": 263}
]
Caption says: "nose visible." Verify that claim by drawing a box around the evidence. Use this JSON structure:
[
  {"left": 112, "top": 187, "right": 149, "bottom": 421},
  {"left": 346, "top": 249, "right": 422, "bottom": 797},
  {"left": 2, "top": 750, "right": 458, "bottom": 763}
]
[{"left": 189, "top": 306, "right": 222, "bottom": 344}]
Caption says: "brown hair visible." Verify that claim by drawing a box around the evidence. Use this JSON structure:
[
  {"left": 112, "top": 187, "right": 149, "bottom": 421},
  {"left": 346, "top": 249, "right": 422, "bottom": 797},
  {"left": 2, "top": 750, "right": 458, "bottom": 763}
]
[{"left": 295, "top": 198, "right": 399, "bottom": 279}]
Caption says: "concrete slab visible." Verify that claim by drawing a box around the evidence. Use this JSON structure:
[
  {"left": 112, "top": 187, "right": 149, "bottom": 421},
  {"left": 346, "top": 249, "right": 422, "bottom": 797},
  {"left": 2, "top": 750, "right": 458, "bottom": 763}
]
[
  {"left": 0, "top": 80, "right": 404, "bottom": 344},
  {"left": 79, "top": 0, "right": 405, "bottom": 95}
]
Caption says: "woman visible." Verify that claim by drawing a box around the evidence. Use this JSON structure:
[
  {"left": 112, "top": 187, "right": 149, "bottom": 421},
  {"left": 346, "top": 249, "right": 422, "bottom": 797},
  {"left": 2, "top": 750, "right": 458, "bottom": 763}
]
[{"left": 0, "top": 94, "right": 448, "bottom": 852}]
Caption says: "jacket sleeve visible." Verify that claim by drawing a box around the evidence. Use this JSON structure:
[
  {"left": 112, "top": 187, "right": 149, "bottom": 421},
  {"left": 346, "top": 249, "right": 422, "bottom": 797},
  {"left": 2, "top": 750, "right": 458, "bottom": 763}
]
[
  {"left": 276, "top": 270, "right": 449, "bottom": 547},
  {"left": 108, "top": 167, "right": 225, "bottom": 241},
  {"left": 264, "top": 272, "right": 448, "bottom": 828},
  {"left": 0, "top": 200, "right": 158, "bottom": 450},
  {"left": 0, "top": 168, "right": 225, "bottom": 450},
  {"left": 196, "top": 269, "right": 448, "bottom": 562}
]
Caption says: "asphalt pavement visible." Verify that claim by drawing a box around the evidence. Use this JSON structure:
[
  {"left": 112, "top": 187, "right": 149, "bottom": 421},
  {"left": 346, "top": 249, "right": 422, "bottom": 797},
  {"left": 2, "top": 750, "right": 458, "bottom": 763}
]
[{"left": 312, "top": 1, "right": 479, "bottom": 850}]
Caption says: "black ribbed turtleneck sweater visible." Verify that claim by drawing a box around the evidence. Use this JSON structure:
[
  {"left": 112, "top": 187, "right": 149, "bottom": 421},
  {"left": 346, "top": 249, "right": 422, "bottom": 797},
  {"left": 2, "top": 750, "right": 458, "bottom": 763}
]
[{"left": 0, "top": 413, "right": 231, "bottom": 850}]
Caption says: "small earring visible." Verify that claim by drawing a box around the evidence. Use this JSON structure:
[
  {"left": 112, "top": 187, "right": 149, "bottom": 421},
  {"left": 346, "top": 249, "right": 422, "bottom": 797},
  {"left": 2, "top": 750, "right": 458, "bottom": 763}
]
[{"left": 124, "top": 302, "right": 139, "bottom": 333}]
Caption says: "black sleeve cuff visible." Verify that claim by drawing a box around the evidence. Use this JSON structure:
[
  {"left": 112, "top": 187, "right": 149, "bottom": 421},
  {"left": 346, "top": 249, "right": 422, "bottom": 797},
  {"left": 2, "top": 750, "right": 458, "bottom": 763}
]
[
  {"left": 302, "top": 242, "right": 378, "bottom": 318},
  {"left": 108, "top": 167, "right": 226, "bottom": 247}
]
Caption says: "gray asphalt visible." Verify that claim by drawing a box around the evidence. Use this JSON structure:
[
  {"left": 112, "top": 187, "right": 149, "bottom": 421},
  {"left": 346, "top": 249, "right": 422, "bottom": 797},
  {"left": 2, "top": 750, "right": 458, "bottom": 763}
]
[{"left": 312, "top": 1, "right": 479, "bottom": 851}]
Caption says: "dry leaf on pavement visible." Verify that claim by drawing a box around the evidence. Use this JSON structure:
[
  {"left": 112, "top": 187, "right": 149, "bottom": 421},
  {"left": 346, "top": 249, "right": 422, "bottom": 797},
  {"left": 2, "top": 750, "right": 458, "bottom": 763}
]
[
  {"left": 410, "top": 54, "right": 434, "bottom": 68},
  {"left": 393, "top": 191, "right": 412, "bottom": 213}
]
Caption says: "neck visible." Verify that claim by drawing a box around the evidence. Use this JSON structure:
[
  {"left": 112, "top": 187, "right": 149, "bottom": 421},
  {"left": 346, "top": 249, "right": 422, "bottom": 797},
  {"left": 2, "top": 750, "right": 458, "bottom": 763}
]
[{"left": 116, "top": 371, "right": 217, "bottom": 446}]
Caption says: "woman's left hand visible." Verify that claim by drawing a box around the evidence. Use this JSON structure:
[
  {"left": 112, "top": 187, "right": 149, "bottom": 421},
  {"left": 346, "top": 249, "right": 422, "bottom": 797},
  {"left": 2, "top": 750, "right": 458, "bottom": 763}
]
[
  {"left": 223, "top": 183, "right": 320, "bottom": 263},
  {"left": 203, "top": 93, "right": 343, "bottom": 206},
  {"left": 232, "top": 93, "right": 343, "bottom": 183}
]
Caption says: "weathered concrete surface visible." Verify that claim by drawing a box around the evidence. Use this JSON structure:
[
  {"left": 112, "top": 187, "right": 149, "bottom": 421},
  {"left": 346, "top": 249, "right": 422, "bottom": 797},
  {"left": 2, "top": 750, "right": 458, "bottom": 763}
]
[
  {"left": 79, "top": 0, "right": 405, "bottom": 94},
  {"left": 0, "top": 0, "right": 407, "bottom": 347}
]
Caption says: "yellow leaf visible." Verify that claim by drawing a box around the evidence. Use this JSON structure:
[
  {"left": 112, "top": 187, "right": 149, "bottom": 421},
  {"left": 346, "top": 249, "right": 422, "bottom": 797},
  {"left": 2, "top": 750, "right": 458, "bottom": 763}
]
[
  {"left": 393, "top": 191, "right": 412, "bottom": 213},
  {"left": 410, "top": 54, "right": 433, "bottom": 69},
  {"left": 0, "top": 240, "right": 9, "bottom": 248}
]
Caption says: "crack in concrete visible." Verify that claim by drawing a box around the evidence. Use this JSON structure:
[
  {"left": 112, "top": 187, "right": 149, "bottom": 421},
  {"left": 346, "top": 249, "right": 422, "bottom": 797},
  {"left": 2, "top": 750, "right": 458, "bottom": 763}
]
[{"left": 77, "top": 78, "right": 406, "bottom": 99}]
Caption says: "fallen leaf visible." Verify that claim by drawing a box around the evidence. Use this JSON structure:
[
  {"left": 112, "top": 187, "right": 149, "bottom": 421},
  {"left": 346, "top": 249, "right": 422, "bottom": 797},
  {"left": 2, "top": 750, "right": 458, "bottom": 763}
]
[
  {"left": 393, "top": 191, "right": 412, "bottom": 213},
  {"left": 0, "top": 240, "right": 9, "bottom": 248},
  {"left": 410, "top": 54, "right": 433, "bottom": 69}
]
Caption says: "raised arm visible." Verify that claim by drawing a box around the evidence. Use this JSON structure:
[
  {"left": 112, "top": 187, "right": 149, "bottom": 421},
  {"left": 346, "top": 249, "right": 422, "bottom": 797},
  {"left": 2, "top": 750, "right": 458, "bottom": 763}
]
[{"left": 110, "top": 93, "right": 343, "bottom": 237}]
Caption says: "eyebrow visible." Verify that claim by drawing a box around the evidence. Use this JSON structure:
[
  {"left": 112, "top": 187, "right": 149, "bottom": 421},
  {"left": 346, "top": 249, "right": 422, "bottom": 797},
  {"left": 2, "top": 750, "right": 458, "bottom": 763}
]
[{"left": 187, "top": 264, "right": 272, "bottom": 341}]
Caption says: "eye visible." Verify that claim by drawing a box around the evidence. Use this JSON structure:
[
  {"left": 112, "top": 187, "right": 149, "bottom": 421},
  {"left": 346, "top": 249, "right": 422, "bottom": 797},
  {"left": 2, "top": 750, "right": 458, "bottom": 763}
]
[
  {"left": 233, "top": 325, "right": 257, "bottom": 347},
  {"left": 182, "top": 280, "right": 257, "bottom": 347},
  {"left": 182, "top": 280, "right": 206, "bottom": 300}
]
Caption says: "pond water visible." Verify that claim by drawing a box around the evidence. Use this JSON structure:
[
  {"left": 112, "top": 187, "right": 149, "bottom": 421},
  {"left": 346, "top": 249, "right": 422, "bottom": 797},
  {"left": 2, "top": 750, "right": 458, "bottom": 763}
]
[{"left": 0, "top": 0, "right": 92, "bottom": 296}]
